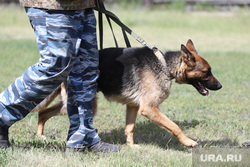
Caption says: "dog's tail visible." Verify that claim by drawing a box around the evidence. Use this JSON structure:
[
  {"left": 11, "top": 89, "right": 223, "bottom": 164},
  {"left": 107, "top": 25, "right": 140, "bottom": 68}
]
[{"left": 31, "top": 84, "right": 62, "bottom": 113}]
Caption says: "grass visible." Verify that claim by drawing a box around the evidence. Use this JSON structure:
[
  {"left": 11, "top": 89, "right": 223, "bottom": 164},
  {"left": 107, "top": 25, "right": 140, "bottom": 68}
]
[{"left": 0, "top": 4, "right": 249, "bottom": 167}]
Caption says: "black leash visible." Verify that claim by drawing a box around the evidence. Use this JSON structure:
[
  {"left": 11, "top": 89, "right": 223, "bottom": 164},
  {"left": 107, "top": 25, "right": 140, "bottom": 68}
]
[
  {"left": 94, "top": 0, "right": 167, "bottom": 67},
  {"left": 94, "top": 0, "right": 151, "bottom": 50}
]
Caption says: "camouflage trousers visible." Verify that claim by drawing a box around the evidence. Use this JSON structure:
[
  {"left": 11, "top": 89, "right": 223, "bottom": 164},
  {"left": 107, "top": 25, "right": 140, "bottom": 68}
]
[{"left": 0, "top": 7, "right": 101, "bottom": 148}]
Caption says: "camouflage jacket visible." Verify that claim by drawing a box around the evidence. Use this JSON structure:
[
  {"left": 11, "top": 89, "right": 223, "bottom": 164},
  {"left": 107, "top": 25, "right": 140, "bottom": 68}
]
[{"left": 19, "top": 0, "right": 97, "bottom": 10}]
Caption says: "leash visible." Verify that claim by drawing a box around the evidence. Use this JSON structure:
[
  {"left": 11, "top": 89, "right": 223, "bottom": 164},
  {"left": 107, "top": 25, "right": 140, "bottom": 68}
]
[{"left": 94, "top": 0, "right": 166, "bottom": 67}]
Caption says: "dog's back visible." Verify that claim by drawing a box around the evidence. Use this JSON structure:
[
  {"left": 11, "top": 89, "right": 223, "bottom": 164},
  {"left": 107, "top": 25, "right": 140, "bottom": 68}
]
[{"left": 98, "top": 47, "right": 171, "bottom": 106}]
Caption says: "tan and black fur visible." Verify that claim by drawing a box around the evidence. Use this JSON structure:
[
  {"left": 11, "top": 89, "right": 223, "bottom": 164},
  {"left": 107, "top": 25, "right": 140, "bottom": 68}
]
[{"left": 31, "top": 40, "right": 222, "bottom": 147}]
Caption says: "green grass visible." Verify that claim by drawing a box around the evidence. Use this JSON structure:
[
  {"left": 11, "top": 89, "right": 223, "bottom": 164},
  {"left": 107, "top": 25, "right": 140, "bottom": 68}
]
[{"left": 0, "top": 5, "right": 249, "bottom": 167}]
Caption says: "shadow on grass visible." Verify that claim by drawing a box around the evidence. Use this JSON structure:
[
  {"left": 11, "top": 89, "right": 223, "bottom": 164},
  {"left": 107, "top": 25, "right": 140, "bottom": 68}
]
[
  {"left": 10, "top": 138, "right": 67, "bottom": 151},
  {"left": 99, "top": 119, "right": 240, "bottom": 151},
  {"left": 9, "top": 119, "right": 239, "bottom": 152}
]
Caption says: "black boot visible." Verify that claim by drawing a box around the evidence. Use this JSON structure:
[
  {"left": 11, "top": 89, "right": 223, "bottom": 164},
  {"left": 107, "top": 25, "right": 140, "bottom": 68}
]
[
  {"left": 242, "top": 141, "right": 250, "bottom": 147},
  {"left": 0, "top": 126, "right": 10, "bottom": 148},
  {"left": 66, "top": 141, "right": 121, "bottom": 153}
]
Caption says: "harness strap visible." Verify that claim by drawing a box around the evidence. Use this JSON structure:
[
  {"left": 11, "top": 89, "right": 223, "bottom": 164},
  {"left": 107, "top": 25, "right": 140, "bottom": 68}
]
[
  {"left": 97, "top": 1, "right": 118, "bottom": 49},
  {"left": 95, "top": 6, "right": 150, "bottom": 49},
  {"left": 94, "top": 0, "right": 166, "bottom": 67}
]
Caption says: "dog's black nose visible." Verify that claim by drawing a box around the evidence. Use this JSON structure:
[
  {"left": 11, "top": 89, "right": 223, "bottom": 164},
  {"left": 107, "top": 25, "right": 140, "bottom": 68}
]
[{"left": 217, "top": 82, "right": 222, "bottom": 90}]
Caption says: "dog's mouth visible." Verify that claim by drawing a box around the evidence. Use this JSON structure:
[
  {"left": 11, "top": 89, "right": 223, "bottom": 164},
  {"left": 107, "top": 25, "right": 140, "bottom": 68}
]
[{"left": 192, "top": 81, "right": 209, "bottom": 96}]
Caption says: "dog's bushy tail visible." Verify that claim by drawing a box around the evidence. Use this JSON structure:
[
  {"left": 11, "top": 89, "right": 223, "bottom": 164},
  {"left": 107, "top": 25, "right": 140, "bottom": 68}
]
[{"left": 31, "top": 85, "right": 62, "bottom": 113}]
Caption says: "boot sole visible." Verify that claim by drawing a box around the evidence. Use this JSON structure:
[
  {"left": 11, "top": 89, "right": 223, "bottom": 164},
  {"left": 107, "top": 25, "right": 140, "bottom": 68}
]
[{"left": 0, "top": 140, "right": 10, "bottom": 148}]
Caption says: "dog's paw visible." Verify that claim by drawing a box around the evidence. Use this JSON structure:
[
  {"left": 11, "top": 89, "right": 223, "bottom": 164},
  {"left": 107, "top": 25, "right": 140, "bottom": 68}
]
[
  {"left": 179, "top": 136, "right": 198, "bottom": 147},
  {"left": 132, "top": 144, "right": 141, "bottom": 148},
  {"left": 127, "top": 143, "right": 141, "bottom": 148},
  {"left": 37, "top": 134, "right": 47, "bottom": 140},
  {"left": 185, "top": 139, "right": 198, "bottom": 147}
]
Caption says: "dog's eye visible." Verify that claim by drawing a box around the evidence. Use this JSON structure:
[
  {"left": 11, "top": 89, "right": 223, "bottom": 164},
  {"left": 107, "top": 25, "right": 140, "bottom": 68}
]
[
  {"left": 202, "top": 71, "right": 209, "bottom": 76},
  {"left": 202, "top": 69, "right": 212, "bottom": 77}
]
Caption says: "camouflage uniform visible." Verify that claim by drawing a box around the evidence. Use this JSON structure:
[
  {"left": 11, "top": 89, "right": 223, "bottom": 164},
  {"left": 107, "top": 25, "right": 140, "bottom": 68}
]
[
  {"left": 0, "top": 1, "right": 102, "bottom": 149},
  {"left": 19, "top": 0, "right": 96, "bottom": 10}
]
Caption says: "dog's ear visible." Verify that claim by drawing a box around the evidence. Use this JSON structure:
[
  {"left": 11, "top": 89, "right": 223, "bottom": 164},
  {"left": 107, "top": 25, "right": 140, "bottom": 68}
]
[
  {"left": 181, "top": 44, "right": 196, "bottom": 67},
  {"left": 186, "top": 39, "right": 198, "bottom": 54}
]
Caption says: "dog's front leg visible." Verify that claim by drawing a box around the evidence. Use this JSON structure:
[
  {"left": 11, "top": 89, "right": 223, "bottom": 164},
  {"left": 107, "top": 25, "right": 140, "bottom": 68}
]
[
  {"left": 139, "top": 106, "right": 198, "bottom": 147},
  {"left": 125, "top": 105, "right": 139, "bottom": 148}
]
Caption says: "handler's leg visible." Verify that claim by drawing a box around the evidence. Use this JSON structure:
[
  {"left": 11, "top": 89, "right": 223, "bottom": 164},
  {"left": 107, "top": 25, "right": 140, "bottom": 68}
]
[
  {"left": 0, "top": 8, "right": 83, "bottom": 148},
  {"left": 66, "top": 9, "right": 120, "bottom": 152}
]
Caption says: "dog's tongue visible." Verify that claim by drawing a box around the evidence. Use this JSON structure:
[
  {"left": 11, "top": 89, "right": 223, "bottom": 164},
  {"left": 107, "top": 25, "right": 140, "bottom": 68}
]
[{"left": 201, "top": 89, "right": 209, "bottom": 96}]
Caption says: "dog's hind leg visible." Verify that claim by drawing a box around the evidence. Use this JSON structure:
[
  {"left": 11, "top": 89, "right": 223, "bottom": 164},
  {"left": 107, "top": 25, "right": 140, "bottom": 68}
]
[
  {"left": 35, "top": 82, "right": 67, "bottom": 139},
  {"left": 37, "top": 101, "right": 66, "bottom": 139},
  {"left": 125, "top": 105, "right": 139, "bottom": 148},
  {"left": 92, "top": 96, "right": 98, "bottom": 117},
  {"left": 139, "top": 105, "right": 198, "bottom": 147}
]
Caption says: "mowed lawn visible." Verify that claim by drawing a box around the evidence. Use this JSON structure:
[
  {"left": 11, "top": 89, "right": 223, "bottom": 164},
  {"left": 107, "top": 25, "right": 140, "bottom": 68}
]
[{"left": 0, "top": 5, "right": 249, "bottom": 167}]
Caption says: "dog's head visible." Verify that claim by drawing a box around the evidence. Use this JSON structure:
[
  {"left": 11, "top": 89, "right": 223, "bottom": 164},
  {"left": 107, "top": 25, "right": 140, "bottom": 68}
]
[{"left": 177, "top": 39, "right": 222, "bottom": 96}]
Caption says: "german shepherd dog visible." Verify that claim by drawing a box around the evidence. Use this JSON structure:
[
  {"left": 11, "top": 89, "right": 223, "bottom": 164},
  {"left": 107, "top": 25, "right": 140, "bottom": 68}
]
[{"left": 31, "top": 40, "right": 222, "bottom": 147}]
